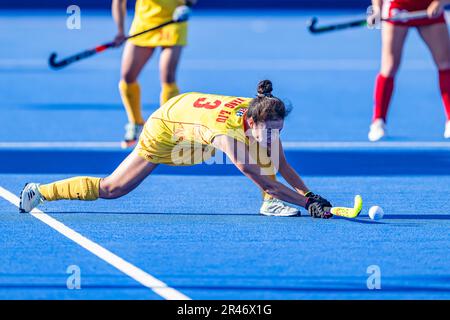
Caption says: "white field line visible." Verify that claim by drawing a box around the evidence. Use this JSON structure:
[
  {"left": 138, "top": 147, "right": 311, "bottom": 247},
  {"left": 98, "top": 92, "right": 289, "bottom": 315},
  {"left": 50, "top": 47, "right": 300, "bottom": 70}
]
[
  {"left": 0, "top": 186, "right": 190, "bottom": 300},
  {"left": 1, "top": 141, "right": 450, "bottom": 149},
  {"left": 0, "top": 58, "right": 435, "bottom": 71}
]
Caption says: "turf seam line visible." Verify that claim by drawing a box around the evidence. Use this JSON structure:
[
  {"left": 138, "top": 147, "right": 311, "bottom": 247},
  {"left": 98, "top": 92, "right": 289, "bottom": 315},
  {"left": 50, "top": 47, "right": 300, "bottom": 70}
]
[
  {"left": 0, "top": 185, "right": 190, "bottom": 301},
  {"left": 1, "top": 141, "right": 450, "bottom": 150},
  {"left": 0, "top": 58, "right": 439, "bottom": 71}
]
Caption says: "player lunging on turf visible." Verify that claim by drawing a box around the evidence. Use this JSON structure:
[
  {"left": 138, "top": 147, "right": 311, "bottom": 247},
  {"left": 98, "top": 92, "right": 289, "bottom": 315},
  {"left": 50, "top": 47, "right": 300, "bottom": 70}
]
[
  {"left": 113, "top": 0, "right": 195, "bottom": 148},
  {"left": 367, "top": 0, "right": 450, "bottom": 141},
  {"left": 19, "top": 80, "right": 333, "bottom": 218}
]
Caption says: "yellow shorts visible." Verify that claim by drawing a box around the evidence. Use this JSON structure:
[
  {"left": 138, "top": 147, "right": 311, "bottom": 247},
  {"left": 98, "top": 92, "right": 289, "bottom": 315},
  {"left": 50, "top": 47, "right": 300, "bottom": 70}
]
[
  {"left": 136, "top": 117, "right": 215, "bottom": 166},
  {"left": 128, "top": 21, "right": 188, "bottom": 47}
]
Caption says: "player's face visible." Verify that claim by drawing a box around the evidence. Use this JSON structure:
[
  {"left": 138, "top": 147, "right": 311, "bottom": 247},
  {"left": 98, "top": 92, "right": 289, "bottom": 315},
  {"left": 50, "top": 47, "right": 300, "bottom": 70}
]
[{"left": 250, "top": 119, "right": 284, "bottom": 147}]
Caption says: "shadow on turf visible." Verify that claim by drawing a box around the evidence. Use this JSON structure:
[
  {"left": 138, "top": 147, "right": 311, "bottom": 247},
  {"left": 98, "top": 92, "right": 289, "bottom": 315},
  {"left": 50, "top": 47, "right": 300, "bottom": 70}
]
[
  {"left": 383, "top": 214, "right": 450, "bottom": 220},
  {"left": 337, "top": 217, "right": 386, "bottom": 225},
  {"left": 2, "top": 274, "right": 449, "bottom": 293},
  {"left": 46, "top": 211, "right": 316, "bottom": 217},
  {"left": 171, "top": 285, "right": 450, "bottom": 293},
  {"left": 44, "top": 212, "right": 450, "bottom": 220},
  {"left": 326, "top": 214, "right": 450, "bottom": 224}
]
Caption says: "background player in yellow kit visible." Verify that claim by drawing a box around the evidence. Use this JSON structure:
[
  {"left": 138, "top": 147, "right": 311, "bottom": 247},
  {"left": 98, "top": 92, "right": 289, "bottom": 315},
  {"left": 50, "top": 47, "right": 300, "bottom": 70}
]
[
  {"left": 112, "top": 0, "right": 196, "bottom": 148},
  {"left": 19, "top": 80, "right": 333, "bottom": 218}
]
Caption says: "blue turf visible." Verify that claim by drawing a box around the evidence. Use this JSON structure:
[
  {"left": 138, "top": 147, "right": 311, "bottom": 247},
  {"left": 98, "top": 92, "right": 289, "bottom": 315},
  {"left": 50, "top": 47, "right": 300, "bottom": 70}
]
[
  {"left": 0, "top": 10, "right": 448, "bottom": 142},
  {"left": 1, "top": 174, "right": 449, "bottom": 299}
]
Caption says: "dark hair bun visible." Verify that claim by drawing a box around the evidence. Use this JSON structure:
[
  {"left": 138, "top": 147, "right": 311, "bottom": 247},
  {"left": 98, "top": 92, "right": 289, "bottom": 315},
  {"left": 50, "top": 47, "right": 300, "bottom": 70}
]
[{"left": 257, "top": 80, "right": 273, "bottom": 96}]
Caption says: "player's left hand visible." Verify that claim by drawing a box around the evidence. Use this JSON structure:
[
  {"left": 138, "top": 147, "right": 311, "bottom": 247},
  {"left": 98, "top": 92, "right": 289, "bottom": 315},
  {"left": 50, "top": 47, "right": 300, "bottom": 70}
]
[
  {"left": 305, "top": 192, "right": 333, "bottom": 219},
  {"left": 427, "top": 1, "right": 444, "bottom": 18},
  {"left": 305, "top": 191, "right": 332, "bottom": 208},
  {"left": 305, "top": 198, "right": 332, "bottom": 219},
  {"left": 173, "top": 5, "right": 191, "bottom": 22}
]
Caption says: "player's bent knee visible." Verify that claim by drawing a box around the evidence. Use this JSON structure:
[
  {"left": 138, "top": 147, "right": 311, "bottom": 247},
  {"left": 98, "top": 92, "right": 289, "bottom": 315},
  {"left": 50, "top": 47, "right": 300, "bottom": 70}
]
[
  {"left": 380, "top": 65, "right": 398, "bottom": 78},
  {"left": 99, "top": 180, "right": 128, "bottom": 199},
  {"left": 161, "top": 71, "right": 176, "bottom": 83},
  {"left": 121, "top": 74, "right": 137, "bottom": 84},
  {"left": 101, "top": 187, "right": 125, "bottom": 199},
  {"left": 380, "top": 57, "right": 401, "bottom": 77}
]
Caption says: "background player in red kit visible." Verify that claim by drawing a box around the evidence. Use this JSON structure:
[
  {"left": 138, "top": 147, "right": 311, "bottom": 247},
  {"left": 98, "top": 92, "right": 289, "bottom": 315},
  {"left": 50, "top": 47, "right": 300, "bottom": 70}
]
[{"left": 367, "top": 0, "right": 450, "bottom": 141}]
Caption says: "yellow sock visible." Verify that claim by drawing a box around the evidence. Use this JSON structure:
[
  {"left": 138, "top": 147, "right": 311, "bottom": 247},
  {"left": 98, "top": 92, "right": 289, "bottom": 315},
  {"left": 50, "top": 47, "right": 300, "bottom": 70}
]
[
  {"left": 262, "top": 174, "right": 277, "bottom": 200},
  {"left": 160, "top": 82, "right": 180, "bottom": 105},
  {"left": 39, "top": 177, "right": 101, "bottom": 201},
  {"left": 119, "top": 80, "right": 144, "bottom": 125}
]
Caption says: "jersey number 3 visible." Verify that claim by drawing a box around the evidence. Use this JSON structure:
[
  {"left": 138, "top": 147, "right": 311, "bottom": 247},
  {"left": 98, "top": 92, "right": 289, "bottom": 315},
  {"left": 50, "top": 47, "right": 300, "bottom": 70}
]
[{"left": 193, "top": 98, "right": 222, "bottom": 109}]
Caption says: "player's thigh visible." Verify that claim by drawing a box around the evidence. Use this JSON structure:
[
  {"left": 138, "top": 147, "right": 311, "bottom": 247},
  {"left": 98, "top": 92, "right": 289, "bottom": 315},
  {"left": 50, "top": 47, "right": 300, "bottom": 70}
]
[
  {"left": 100, "top": 149, "right": 158, "bottom": 198},
  {"left": 380, "top": 23, "right": 409, "bottom": 76},
  {"left": 159, "top": 46, "right": 183, "bottom": 83},
  {"left": 121, "top": 43, "right": 155, "bottom": 83},
  {"left": 417, "top": 23, "right": 450, "bottom": 69}
]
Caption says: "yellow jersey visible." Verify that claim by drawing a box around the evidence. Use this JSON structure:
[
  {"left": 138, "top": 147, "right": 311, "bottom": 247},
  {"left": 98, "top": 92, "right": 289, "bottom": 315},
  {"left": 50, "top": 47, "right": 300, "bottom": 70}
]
[
  {"left": 137, "top": 92, "right": 252, "bottom": 165},
  {"left": 129, "top": 0, "right": 188, "bottom": 47},
  {"left": 134, "top": 0, "right": 184, "bottom": 25}
]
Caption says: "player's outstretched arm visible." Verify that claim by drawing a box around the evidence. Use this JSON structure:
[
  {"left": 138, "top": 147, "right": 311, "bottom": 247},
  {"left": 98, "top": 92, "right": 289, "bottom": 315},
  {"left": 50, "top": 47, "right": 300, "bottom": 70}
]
[
  {"left": 276, "top": 141, "right": 310, "bottom": 196},
  {"left": 276, "top": 141, "right": 330, "bottom": 204},
  {"left": 212, "top": 135, "right": 308, "bottom": 208}
]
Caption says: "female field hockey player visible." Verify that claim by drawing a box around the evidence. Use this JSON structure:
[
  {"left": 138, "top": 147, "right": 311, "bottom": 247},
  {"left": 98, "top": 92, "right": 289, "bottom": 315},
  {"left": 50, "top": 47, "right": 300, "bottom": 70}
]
[
  {"left": 112, "top": 0, "right": 196, "bottom": 148},
  {"left": 367, "top": 0, "right": 450, "bottom": 141},
  {"left": 19, "top": 80, "right": 333, "bottom": 218}
]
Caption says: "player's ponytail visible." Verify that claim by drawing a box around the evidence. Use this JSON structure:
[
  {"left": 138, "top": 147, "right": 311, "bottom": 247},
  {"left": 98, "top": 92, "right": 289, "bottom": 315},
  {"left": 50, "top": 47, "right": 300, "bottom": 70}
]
[{"left": 248, "top": 80, "right": 291, "bottom": 123}]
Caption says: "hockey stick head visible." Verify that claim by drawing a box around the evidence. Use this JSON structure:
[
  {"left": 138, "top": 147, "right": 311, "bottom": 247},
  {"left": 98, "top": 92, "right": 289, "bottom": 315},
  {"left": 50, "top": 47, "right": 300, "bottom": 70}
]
[
  {"left": 48, "top": 52, "right": 64, "bottom": 70},
  {"left": 330, "top": 195, "right": 363, "bottom": 218},
  {"left": 307, "top": 17, "right": 319, "bottom": 33}
]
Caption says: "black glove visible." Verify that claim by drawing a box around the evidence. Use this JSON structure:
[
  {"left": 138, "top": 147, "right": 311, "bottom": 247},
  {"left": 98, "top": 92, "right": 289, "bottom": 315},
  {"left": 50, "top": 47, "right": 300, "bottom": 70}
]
[
  {"left": 305, "top": 192, "right": 333, "bottom": 219},
  {"left": 305, "top": 191, "right": 332, "bottom": 208}
]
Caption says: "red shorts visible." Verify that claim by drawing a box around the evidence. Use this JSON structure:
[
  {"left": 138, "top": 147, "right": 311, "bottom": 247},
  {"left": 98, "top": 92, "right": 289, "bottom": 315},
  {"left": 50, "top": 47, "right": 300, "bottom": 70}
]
[{"left": 382, "top": 0, "right": 446, "bottom": 27}]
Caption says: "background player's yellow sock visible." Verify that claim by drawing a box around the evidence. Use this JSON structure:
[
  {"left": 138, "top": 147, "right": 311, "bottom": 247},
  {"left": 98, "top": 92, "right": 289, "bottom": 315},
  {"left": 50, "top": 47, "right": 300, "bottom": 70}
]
[
  {"left": 160, "top": 82, "right": 179, "bottom": 105},
  {"left": 119, "top": 80, "right": 144, "bottom": 125},
  {"left": 39, "top": 177, "right": 101, "bottom": 201}
]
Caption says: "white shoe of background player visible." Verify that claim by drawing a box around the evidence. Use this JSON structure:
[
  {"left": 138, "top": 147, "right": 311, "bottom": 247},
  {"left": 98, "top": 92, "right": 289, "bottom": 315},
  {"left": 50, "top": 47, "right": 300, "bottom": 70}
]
[
  {"left": 368, "top": 118, "right": 386, "bottom": 142},
  {"left": 444, "top": 121, "right": 450, "bottom": 139}
]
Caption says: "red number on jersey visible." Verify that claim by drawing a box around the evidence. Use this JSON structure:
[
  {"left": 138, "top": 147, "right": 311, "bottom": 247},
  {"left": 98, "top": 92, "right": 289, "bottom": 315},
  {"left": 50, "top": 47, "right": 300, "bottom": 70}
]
[{"left": 193, "top": 98, "right": 222, "bottom": 109}]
